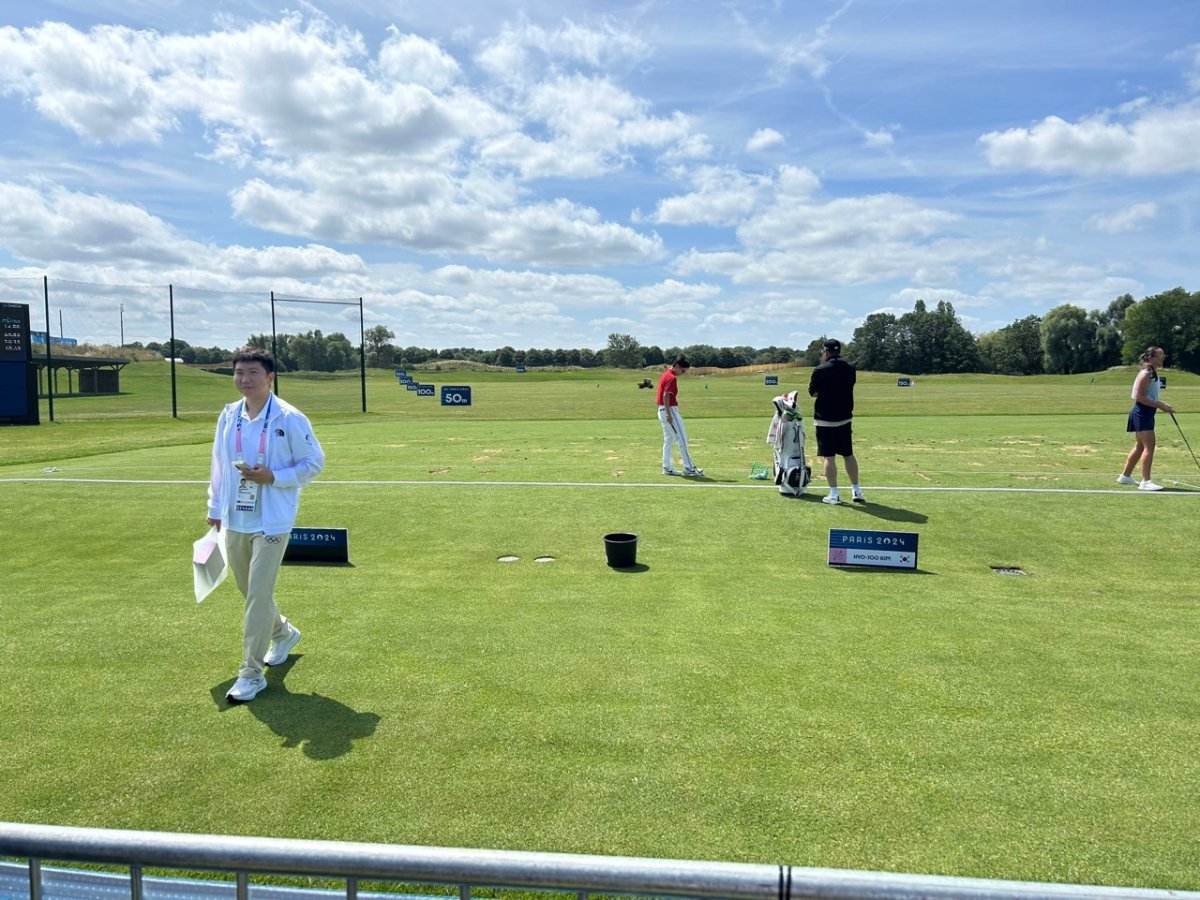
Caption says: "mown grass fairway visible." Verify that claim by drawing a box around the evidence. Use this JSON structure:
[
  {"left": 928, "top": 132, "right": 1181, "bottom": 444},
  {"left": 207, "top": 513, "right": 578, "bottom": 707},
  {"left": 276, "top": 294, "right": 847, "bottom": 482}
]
[{"left": 2, "top": 365, "right": 1199, "bottom": 890}]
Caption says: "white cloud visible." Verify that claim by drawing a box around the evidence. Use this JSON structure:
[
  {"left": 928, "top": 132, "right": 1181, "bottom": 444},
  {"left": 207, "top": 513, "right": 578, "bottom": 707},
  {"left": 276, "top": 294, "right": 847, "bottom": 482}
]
[
  {"left": 0, "top": 14, "right": 679, "bottom": 268},
  {"left": 669, "top": 164, "right": 970, "bottom": 287},
  {"left": 1084, "top": 201, "right": 1159, "bottom": 234},
  {"left": 0, "top": 180, "right": 366, "bottom": 278},
  {"left": 377, "top": 30, "right": 461, "bottom": 91},
  {"left": 1183, "top": 42, "right": 1200, "bottom": 92},
  {"left": 481, "top": 75, "right": 692, "bottom": 179},
  {"left": 771, "top": 0, "right": 855, "bottom": 81},
  {"left": 0, "top": 22, "right": 177, "bottom": 143},
  {"left": 746, "top": 128, "right": 784, "bottom": 152},
  {"left": 863, "top": 127, "right": 895, "bottom": 149},
  {"left": 980, "top": 102, "right": 1200, "bottom": 175},
  {"left": 651, "top": 166, "right": 770, "bottom": 227},
  {"left": 475, "top": 19, "right": 650, "bottom": 86}
]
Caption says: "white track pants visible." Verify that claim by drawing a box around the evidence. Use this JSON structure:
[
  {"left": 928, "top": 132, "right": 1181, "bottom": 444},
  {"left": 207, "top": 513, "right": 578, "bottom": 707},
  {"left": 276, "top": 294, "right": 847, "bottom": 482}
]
[{"left": 658, "top": 406, "right": 696, "bottom": 471}]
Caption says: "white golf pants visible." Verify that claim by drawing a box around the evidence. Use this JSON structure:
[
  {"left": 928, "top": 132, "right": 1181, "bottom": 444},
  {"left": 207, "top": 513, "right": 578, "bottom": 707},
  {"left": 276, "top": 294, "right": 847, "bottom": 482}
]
[{"left": 658, "top": 406, "right": 696, "bottom": 471}]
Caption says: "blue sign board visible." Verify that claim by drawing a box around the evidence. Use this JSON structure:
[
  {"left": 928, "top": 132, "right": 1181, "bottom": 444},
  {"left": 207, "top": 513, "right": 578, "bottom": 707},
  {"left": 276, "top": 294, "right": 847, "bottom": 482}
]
[
  {"left": 897, "top": 378, "right": 911, "bottom": 387},
  {"left": 516, "top": 365, "right": 526, "bottom": 373},
  {"left": 416, "top": 384, "right": 435, "bottom": 397},
  {"left": 764, "top": 375, "right": 778, "bottom": 386},
  {"left": 441, "top": 385, "right": 472, "bottom": 406},
  {"left": 284, "top": 527, "right": 349, "bottom": 564},
  {"left": 395, "top": 369, "right": 406, "bottom": 377},
  {"left": 828, "top": 528, "right": 918, "bottom": 570},
  {"left": 405, "top": 381, "right": 418, "bottom": 391}
]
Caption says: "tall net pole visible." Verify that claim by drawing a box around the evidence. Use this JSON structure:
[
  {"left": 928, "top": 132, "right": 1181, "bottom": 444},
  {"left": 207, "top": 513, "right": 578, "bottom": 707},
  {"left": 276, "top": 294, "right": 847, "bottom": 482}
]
[
  {"left": 270, "top": 290, "right": 279, "bottom": 398},
  {"left": 359, "top": 297, "right": 366, "bottom": 413},
  {"left": 169, "top": 284, "right": 178, "bottom": 419},
  {"left": 43, "top": 276, "right": 54, "bottom": 422}
]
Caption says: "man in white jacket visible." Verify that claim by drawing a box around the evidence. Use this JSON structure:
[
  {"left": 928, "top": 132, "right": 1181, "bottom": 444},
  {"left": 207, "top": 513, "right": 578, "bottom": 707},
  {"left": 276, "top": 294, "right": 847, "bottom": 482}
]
[{"left": 206, "top": 346, "right": 325, "bottom": 702}]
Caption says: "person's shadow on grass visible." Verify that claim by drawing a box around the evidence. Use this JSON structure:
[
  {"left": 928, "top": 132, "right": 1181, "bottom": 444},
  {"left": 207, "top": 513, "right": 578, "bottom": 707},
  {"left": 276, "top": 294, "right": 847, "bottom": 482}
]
[
  {"left": 846, "top": 500, "right": 927, "bottom": 523},
  {"left": 212, "top": 658, "right": 381, "bottom": 760},
  {"left": 787, "top": 493, "right": 927, "bottom": 523}
]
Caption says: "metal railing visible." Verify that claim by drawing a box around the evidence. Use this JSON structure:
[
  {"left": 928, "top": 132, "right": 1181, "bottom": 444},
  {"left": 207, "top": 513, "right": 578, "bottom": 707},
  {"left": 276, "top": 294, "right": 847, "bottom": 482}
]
[{"left": 2, "top": 822, "right": 1198, "bottom": 900}]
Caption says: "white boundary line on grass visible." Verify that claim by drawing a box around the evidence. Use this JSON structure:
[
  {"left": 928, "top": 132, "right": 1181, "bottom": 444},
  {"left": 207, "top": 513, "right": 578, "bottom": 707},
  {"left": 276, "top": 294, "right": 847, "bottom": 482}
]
[{"left": 3, "top": 476, "right": 1199, "bottom": 496}]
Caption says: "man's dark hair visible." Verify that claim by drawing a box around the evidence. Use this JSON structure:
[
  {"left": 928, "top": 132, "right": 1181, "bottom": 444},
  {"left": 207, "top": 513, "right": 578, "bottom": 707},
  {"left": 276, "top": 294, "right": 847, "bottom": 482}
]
[
  {"left": 673, "top": 355, "right": 691, "bottom": 370},
  {"left": 232, "top": 345, "right": 275, "bottom": 374}
]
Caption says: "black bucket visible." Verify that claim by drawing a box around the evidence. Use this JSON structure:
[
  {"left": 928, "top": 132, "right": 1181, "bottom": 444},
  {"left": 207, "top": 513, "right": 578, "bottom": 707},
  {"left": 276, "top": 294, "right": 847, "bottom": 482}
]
[{"left": 603, "top": 532, "right": 639, "bottom": 568}]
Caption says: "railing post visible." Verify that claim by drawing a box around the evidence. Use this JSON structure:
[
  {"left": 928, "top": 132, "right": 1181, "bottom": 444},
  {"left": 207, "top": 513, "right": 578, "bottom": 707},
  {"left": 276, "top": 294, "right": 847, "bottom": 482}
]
[
  {"left": 28, "top": 857, "right": 42, "bottom": 900},
  {"left": 460, "top": 884, "right": 471, "bottom": 900},
  {"left": 347, "top": 875, "right": 358, "bottom": 899},
  {"left": 130, "top": 863, "right": 143, "bottom": 900},
  {"left": 237, "top": 870, "right": 249, "bottom": 900}
]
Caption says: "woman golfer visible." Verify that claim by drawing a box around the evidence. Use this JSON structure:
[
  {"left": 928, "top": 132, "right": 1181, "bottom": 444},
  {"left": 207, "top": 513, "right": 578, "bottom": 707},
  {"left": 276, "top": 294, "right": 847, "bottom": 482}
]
[{"left": 1118, "top": 346, "right": 1173, "bottom": 491}]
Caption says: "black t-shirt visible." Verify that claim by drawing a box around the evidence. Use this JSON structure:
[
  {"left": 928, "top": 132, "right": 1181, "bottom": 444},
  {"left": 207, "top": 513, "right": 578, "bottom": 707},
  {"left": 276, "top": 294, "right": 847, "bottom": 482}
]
[{"left": 808, "top": 357, "right": 856, "bottom": 422}]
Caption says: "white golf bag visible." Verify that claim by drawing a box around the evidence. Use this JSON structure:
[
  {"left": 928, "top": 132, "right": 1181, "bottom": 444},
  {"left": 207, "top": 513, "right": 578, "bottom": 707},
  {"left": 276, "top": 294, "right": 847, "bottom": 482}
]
[{"left": 768, "top": 391, "right": 811, "bottom": 496}]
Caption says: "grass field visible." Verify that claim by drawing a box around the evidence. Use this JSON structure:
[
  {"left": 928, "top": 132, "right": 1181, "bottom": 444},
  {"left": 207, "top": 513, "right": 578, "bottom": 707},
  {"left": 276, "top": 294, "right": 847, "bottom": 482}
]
[{"left": 2, "top": 362, "right": 1199, "bottom": 891}]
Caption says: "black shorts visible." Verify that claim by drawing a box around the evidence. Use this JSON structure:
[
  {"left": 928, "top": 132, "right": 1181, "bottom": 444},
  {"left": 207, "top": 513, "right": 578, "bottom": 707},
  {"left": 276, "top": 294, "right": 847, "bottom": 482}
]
[
  {"left": 815, "top": 423, "right": 854, "bottom": 457},
  {"left": 1127, "top": 403, "right": 1156, "bottom": 433}
]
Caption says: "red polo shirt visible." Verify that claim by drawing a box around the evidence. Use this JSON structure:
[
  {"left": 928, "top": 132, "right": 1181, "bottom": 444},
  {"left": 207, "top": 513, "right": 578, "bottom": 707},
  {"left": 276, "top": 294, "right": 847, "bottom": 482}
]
[{"left": 656, "top": 368, "right": 678, "bottom": 406}]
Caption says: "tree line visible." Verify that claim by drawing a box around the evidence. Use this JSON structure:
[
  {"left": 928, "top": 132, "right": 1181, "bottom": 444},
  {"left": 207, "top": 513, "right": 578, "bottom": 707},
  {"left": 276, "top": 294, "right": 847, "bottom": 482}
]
[
  {"left": 133, "top": 286, "right": 1199, "bottom": 375},
  {"left": 849, "top": 287, "right": 1199, "bottom": 375}
]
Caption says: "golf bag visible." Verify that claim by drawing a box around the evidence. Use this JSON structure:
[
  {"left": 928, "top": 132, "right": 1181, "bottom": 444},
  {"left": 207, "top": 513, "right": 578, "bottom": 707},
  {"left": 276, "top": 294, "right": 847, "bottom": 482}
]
[{"left": 768, "top": 391, "right": 811, "bottom": 496}]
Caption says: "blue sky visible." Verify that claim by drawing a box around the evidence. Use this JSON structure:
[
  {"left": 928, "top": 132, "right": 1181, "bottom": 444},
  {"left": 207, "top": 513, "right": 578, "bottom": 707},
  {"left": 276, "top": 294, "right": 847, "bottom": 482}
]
[{"left": 0, "top": 0, "right": 1197, "bottom": 352}]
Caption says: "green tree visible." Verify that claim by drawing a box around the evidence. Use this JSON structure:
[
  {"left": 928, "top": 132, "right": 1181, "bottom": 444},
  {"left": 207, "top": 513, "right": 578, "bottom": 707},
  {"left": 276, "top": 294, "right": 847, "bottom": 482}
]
[
  {"left": 978, "top": 315, "right": 1043, "bottom": 375},
  {"left": 605, "top": 333, "right": 645, "bottom": 368},
  {"left": 364, "top": 325, "right": 395, "bottom": 369},
  {"left": 1122, "top": 287, "right": 1200, "bottom": 372},
  {"left": 1040, "top": 305, "right": 1098, "bottom": 374},
  {"left": 849, "top": 313, "right": 898, "bottom": 372},
  {"left": 801, "top": 338, "right": 827, "bottom": 367}
]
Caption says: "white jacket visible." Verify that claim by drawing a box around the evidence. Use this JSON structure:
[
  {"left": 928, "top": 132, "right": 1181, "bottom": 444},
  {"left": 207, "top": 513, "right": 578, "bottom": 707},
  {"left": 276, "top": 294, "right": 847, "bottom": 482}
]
[{"left": 207, "top": 395, "right": 325, "bottom": 535}]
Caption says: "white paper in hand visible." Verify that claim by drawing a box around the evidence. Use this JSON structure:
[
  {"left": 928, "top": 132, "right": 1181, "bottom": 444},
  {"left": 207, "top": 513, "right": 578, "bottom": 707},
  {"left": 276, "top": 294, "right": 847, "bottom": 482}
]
[{"left": 193, "top": 526, "right": 227, "bottom": 603}]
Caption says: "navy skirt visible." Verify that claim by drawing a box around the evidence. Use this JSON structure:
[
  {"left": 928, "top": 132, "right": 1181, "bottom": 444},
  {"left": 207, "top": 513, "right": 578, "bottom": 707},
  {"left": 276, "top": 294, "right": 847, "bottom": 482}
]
[{"left": 1127, "top": 403, "right": 1156, "bottom": 433}]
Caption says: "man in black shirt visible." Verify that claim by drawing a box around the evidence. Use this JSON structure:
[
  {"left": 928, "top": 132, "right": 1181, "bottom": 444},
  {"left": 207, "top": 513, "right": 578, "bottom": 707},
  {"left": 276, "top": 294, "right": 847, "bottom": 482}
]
[{"left": 807, "top": 339, "right": 864, "bottom": 505}]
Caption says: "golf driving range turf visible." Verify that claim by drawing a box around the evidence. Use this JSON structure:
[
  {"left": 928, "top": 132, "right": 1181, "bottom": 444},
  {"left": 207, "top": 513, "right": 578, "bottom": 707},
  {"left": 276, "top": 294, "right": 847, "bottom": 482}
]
[{"left": 2, "top": 362, "right": 1199, "bottom": 890}]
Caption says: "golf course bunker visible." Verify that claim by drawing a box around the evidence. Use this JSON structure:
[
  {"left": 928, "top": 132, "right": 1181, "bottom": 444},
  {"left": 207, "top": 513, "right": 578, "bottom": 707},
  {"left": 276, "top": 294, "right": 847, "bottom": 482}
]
[
  {"left": 534, "top": 556, "right": 556, "bottom": 563},
  {"left": 497, "top": 555, "right": 520, "bottom": 563},
  {"left": 991, "top": 566, "right": 1028, "bottom": 576}
]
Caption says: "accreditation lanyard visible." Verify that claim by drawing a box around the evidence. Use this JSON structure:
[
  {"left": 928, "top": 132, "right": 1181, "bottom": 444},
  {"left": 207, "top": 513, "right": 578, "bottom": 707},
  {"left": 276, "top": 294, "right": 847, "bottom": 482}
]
[{"left": 234, "top": 397, "right": 271, "bottom": 512}]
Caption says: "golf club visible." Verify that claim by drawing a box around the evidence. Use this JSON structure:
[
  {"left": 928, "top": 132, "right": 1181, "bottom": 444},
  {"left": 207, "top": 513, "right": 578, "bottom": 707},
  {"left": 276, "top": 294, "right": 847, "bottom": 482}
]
[{"left": 1169, "top": 412, "right": 1200, "bottom": 474}]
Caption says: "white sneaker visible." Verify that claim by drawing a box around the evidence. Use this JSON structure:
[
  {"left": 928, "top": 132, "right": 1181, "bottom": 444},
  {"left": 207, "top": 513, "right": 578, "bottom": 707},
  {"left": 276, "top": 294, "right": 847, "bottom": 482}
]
[
  {"left": 822, "top": 494, "right": 841, "bottom": 505},
  {"left": 683, "top": 467, "right": 705, "bottom": 477},
  {"left": 851, "top": 488, "right": 865, "bottom": 503},
  {"left": 1138, "top": 480, "right": 1164, "bottom": 491},
  {"left": 663, "top": 468, "right": 682, "bottom": 476},
  {"left": 226, "top": 675, "right": 267, "bottom": 703},
  {"left": 264, "top": 624, "right": 301, "bottom": 666},
  {"left": 1116, "top": 474, "right": 1137, "bottom": 485}
]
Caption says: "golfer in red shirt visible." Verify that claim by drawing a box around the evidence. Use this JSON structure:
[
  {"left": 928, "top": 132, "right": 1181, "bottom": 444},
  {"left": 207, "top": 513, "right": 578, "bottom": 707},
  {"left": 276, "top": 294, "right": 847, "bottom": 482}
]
[{"left": 656, "top": 355, "right": 703, "bottom": 476}]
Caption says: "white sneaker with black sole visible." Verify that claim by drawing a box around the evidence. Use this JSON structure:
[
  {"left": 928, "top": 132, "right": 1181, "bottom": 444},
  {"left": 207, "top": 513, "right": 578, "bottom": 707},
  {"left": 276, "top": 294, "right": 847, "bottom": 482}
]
[
  {"left": 822, "top": 494, "right": 841, "bottom": 505},
  {"left": 852, "top": 489, "right": 865, "bottom": 503},
  {"left": 264, "top": 624, "right": 301, "bottom": 666},
  {"left": 226, "top": 675, "right": 267, "bottom": 703}
]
